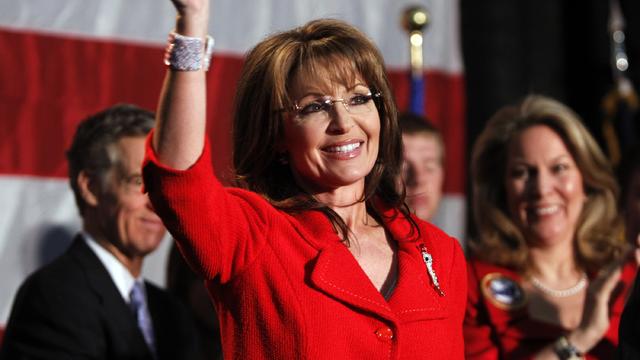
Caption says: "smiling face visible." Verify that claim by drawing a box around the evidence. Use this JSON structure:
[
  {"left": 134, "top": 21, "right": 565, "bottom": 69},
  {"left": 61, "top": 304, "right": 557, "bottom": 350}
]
[
  {"left": 96, "top": 136, "right": 166, "bottom": 259},
  {"left": 281, "top": 68, "right": 381, "bottom": 194},
  {"left": 504, "top": 125, "right": 586, "bottom": 247}
]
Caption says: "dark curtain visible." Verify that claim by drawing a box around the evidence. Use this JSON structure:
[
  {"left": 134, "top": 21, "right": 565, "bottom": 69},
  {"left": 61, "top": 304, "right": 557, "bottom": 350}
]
[{"left": 461, "top": 0, "right": 640, "bottom": 237}]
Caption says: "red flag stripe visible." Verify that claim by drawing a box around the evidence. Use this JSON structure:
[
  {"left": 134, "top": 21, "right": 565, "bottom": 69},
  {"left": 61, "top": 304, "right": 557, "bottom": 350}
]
[{"left": 0, "top": 28, "right": 465, "bottom": 194}]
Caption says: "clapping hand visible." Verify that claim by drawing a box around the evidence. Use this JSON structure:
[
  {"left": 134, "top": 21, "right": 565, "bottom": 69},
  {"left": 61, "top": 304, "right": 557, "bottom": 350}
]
[{"left": 565, "top": 249, "right": 631, "bottom": 354}]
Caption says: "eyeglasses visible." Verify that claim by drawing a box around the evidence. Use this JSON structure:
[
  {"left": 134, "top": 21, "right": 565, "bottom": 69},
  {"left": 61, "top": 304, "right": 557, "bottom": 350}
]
[{"left": 289, "top": 91, "right": 381, "bottom": 121}]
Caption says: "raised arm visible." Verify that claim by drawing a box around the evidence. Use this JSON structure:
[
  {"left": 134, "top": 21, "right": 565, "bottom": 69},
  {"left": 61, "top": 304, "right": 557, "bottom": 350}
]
[
  {"left": 154, "top": 0, "right": 210, "bottom": 169},
  {"left": 144, "top": 0, "right": 277, "bottom": 284}
]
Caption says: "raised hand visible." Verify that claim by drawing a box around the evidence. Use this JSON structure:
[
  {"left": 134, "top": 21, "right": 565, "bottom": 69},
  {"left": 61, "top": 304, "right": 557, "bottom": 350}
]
[
  {"left": 170, "top": 0, "right": 209, "bottom": 37},
  {"left": 170, "top": 0, "right": 209, "bottom": 16},
  {"left": 568, "top": 262, "right": 623, "bottom": 353}
]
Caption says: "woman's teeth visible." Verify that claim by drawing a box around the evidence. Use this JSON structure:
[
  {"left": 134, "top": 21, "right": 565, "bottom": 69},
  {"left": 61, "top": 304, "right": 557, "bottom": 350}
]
[{"left": 325, "top": 142, "right": 361, "bottom": 153}]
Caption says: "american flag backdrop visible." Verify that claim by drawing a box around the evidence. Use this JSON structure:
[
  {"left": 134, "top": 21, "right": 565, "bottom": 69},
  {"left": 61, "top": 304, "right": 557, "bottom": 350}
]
[{"left": 0, "top": 0, "right": 465, "bottom": 325}]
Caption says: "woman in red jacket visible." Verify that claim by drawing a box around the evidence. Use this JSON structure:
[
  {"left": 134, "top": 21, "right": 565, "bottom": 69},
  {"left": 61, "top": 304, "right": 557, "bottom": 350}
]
[
  {"left": 142, "top": 0, "right": 467, "bottom": 358},
  {"left": 464, "top": 95, "right": 635, "bottom": 359}
]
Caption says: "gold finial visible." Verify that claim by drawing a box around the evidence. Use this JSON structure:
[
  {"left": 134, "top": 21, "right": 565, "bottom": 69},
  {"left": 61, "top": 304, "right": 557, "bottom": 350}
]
[
  {"left": 402, "top": 6, "right": 431, "bottom": 76},
  {"left": 402, "top": 6, "right": 430, "bottom": 33}
]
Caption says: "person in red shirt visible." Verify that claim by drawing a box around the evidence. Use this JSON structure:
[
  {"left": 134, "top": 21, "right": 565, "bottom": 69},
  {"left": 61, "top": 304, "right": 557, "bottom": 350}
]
[
  {"left": 141, "top": 0, "right": 467, "bottom": 359},
  {"left": 464, "top": 95, "right": 635, "bottom": 359}
]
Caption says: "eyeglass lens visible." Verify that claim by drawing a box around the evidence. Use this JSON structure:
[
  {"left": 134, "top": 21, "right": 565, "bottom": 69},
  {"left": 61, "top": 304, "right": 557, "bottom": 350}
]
[{"left": 295, "top": 92, "right": 378, "bottom": 120}]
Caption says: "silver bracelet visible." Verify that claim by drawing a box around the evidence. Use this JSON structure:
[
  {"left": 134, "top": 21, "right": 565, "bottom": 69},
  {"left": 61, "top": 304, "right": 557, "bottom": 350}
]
[{"left": 164, "top": 32, "right": 215, "bottom": 71}]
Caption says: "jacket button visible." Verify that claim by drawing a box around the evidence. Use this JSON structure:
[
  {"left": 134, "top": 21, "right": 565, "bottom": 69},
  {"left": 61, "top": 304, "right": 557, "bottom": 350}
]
[{"left": 374, "top": 326, "right": 394, "bottom": 341}]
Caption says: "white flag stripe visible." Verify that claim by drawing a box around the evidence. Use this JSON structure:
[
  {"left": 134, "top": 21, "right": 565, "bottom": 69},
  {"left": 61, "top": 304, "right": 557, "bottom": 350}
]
[
  {"left": 432, "top": 196, "right": 466, "bottom": 242},
  {"left": 0, "top": 174, "right": 464, "bottom": 324},
  {"left": 0, "top": 176, "right": 173, "bottom": 324},
  {"left": 0, "top": 0, "right": 462, "bottom": 72},
  {"left": 0, "top": 0, "right": 466, "bottom": 326}
]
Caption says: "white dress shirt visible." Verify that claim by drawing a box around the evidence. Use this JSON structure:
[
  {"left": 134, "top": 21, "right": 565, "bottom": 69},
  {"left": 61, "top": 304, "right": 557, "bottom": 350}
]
[{"left": 81, "top": 231, "right": 144, "bottom": 303}]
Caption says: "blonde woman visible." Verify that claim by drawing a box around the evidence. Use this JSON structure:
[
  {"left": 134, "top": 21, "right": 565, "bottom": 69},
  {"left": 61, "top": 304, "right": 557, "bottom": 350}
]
[{"left": 464, "top": 95, "right": 636, "bottom": 359}]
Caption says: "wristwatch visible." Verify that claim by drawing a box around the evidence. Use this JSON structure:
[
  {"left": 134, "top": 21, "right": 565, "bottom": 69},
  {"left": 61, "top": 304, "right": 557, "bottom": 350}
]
[{"left": 553, "top": 336, "right": 584, "bottom": 360}]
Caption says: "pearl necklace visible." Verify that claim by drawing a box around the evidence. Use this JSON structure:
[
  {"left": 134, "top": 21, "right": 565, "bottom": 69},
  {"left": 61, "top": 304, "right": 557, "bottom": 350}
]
[{"left": 530, "top": 272, "right": 588, "bottom": 298}]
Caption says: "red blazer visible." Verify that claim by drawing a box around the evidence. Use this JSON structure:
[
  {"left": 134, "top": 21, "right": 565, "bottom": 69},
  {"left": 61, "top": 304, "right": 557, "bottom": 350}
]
[
  {"left": 142, "top": 138, "right": 467, "bottom": 359},
  {"left": 464, "top": 258, "right": 637, "bottom": 359}
]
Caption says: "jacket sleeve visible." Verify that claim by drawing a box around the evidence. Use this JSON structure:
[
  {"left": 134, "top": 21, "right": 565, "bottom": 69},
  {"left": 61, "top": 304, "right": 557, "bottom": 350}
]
[
  {"left": 142, "top": 134, "right": 276, "bottom": 284},
  {"left": 0, "top": 273, "right": 107, "bottom": 359},
  {"left": 464, "top": 261, "right": 500, "bottom": 360}
]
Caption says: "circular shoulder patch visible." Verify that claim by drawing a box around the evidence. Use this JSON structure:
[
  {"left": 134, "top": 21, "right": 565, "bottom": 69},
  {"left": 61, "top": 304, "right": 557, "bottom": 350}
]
[{"left": 480, "top": 272, "right": 527, "bottom": 310}]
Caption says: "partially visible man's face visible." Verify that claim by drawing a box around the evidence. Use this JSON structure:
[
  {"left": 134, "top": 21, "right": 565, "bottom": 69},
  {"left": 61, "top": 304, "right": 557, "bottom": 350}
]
[
  {"left": 402, "top": 132, "right": 444, "bottom": 221},
  {"left": 97, "top": 136, "right": 166, "bottom": 259}
]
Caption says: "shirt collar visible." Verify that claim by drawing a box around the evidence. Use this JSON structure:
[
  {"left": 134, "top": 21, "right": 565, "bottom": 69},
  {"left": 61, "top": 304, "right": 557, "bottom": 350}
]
[{"left": 81, "top": 231, "right": 141, "bottom": 302}]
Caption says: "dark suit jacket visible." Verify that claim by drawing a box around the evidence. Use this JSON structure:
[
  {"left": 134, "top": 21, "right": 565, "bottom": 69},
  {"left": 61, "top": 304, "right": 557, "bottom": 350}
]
[
  {"left": 0, "top": 236, "right": 202, "bottom": 360},
  {"left": 618, "top": 269, "right": 640, "bottom": 359}
]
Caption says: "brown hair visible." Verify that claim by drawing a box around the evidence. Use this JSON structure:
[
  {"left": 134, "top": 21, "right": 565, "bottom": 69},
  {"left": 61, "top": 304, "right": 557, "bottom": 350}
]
[
  {"left": 67, "top": 104, "right": 154, "bottom": 216},
  {"left": 470, "top": 95, "right": 624, "bottom": 273},
  {"left": 232, "top": 19, "right": 413, "bottom": 242},
  {"left": 399, "top": 112, "right": 445, "bottom": 164}
]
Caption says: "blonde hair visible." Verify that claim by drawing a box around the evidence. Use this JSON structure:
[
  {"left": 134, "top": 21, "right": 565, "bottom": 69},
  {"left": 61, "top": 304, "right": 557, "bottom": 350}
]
[{"left": 470, "top": 95, "right": 624, "bottom": 272}]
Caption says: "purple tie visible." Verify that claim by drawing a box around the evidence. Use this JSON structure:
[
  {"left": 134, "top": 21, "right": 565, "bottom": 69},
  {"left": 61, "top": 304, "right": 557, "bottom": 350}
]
[{"left": 129, "top": 281, "right": 156, "bottom": 357}]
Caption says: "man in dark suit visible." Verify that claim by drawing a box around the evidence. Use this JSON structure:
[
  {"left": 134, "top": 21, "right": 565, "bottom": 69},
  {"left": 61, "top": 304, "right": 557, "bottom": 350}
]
[{"left": 0, "top": 104, "right": 201, "bottom": 359}]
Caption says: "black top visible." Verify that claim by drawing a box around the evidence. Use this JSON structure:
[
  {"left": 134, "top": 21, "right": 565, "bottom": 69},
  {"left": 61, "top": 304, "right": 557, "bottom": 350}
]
[{"left": 618, "top": 269, "right": 640, "bottom": 359}]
